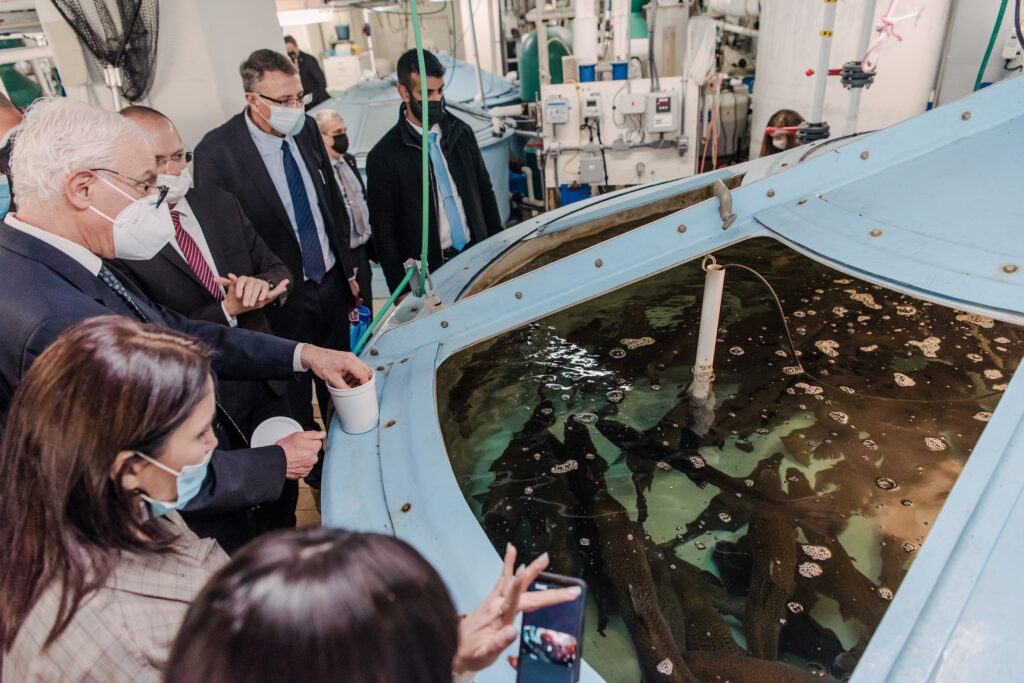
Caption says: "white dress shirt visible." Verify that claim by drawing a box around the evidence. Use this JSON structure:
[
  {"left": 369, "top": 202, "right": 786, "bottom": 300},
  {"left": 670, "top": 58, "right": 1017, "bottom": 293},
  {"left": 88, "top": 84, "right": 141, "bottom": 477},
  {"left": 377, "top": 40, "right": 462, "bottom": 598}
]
[
  {"left": 331, "top": 157, "right": 372, "bottom": 249},
  {"left": 7, "top": 212, "right": 308, "bottom": 372},
  {"left": 168, "top": 197, "right": 236, "bottom": 327},
  {"left": 407, "top": 120, "right": 470, "bottom": 250},
  {"left": 245, "top": 111, "right": 337, "bottom": 279}
]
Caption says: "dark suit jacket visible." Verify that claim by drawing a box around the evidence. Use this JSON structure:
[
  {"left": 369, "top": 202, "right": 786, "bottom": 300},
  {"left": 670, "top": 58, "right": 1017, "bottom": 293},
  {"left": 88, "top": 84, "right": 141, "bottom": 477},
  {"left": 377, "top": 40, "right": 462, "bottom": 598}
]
[
  {"left": 366, "top": 106, "right": 503, "bottom": 291},
  {"left": 297, "top": 50, "right": 329, "bottom": 109},
  {"left": 193, "top": 110, "right": 355, "bottom": 340},
  {"left": 112, "top": 186, "right": 294, "bottom": 428},
  {"left": 0, "top": 221, "right": 293, "bottom": 514}
]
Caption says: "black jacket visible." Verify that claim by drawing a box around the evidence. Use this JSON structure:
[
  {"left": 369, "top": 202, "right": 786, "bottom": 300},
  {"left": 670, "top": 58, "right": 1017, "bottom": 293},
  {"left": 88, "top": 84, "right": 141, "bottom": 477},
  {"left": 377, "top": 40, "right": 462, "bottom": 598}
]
[
  {"left": 366, "top": 106, "right": 503, "bottom": 292},
  {"left": 112, "top": 186, "right": 294, "bottom": 424},
  {"left": 193, "top": 110, "right": 355, "bottom": 340},
  {"left": 297, "top": 51, "right": 329, "bottom": 109},
  {"left": 0, "top": 221, "right": 293, "bottom": 514}
]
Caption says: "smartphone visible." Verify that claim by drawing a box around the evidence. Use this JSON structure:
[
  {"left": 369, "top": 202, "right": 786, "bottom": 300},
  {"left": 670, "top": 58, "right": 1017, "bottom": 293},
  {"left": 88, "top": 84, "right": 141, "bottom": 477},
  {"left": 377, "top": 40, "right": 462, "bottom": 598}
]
[{"left": 515, "top": 572, "right": 587, "bottom": 683}]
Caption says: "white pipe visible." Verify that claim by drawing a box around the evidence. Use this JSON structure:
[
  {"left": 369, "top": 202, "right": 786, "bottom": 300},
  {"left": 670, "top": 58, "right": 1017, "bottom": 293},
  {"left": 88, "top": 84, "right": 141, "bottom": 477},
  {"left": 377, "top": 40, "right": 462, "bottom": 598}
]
[
  {"left": 809, "top": 0, "right": 838, "bottom": 123},
  {"left": 464, "top": 0, "right": 486, "bottom": 104},
  {"left": 713, "top": 19, "right": 759, "bottom": 38},
  {"left": 708, "top": 0, "right": 761, "bottom": 17},
  {"left": 844, "top": 0, "right": 877, "bottom": 135},
  {"left": 573, "top": 0, "right": 598, "bottom": 64},
  {"left": 689, "top": 263, "right": 725, "bottom": 402},
  {"left": 612, "top": 0, "right": 630, "bottom": 62},
  {"left": 537, "top": 0, "right": 550, "bottom": 85}
]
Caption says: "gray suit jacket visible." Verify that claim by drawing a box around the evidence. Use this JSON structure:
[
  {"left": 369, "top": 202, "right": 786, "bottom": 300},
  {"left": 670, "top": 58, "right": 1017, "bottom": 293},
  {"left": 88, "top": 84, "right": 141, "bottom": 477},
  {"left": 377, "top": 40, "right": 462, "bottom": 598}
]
[{"left": 2, "top": 513, "right": 228, "bottom": 682}]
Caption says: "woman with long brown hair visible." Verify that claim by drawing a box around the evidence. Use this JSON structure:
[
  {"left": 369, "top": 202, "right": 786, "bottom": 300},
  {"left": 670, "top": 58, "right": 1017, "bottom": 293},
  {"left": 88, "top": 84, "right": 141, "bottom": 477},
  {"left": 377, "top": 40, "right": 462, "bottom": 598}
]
[
  {"left": 760, "top": 108, "right": 806, "bottom": 157},
  {"left": 0, "top": 316, "right": 229, "bottom": 681}
]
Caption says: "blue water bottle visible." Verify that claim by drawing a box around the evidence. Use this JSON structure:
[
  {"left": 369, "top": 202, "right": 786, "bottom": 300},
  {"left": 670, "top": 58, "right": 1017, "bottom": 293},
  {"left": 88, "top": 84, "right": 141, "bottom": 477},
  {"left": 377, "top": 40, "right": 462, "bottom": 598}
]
[{"left": 349, "top": 299, "right": 372, "bottom": 351}]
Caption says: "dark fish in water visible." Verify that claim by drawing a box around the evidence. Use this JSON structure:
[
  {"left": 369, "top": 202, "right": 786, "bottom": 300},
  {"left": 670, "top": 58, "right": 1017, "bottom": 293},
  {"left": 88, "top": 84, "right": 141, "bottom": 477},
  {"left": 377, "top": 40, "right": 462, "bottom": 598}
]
[
  {"left": 591, "top": 494, "right": 697, "bottom": 683},
  {"left": 683, "top": 651, "right": 817, "bottom": 683},
  {"left": 712, "top": 536, "right": 753, "bottom": 597},
  {"left": 779, "top": 608, "right": 851, "bottom": 678},
  {"left": 745, "top": 468, "right": 798, "bottom": 660},
  {"left": 666, "top": 559, "right": 744, "bottom": 655},
  {"left": 785, "top": 467, "right": 888, "bottom": 634},
  {"left": 596, "top": 419, "right": 833, "bottom": 533}
]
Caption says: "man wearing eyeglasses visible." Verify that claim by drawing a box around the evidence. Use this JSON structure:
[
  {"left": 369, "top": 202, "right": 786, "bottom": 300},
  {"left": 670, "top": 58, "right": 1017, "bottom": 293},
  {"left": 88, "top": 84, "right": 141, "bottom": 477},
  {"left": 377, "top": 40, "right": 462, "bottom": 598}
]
[
  {"left": 194, "top": 49, "right": 358, "bottom": 492},
  {"left": 111, "top": 105, "right": 302, "bottom": 548},
  {"left": 0, "top": 97, "right": 373, "bottom": 534}
]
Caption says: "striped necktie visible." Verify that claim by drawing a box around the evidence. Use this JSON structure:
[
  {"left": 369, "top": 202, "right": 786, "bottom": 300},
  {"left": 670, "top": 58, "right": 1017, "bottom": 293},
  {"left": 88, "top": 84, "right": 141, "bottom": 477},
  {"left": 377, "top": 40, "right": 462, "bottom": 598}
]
[
  {"left": 171, "top": 210, "right": 224, "bottom": 301},
  {"left": 281, "top": 140, "right": 327, "bottom": 282}
]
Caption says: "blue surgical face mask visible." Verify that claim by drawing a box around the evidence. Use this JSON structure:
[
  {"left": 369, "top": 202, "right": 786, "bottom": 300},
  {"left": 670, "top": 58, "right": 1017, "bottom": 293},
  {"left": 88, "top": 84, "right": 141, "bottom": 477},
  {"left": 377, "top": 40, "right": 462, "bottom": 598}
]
[
  {"left": 0, "top": 176, "right": 11, "bottom": 219},
  {"left": 257, "top": 102, "right": 306, "bottom": 137},
  {"left": 136, "top": 449, "right": 213, "bottom": 517}
]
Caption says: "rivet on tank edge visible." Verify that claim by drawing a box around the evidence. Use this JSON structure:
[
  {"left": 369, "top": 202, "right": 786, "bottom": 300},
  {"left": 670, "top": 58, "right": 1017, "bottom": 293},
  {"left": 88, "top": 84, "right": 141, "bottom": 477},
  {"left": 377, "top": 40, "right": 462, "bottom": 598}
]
[
  {"left": 766, "top": 189, "right": 775, "bottom": 198},
  {"left": 401, "top": 502, "right": 412, "bottom": 513},
  {"left": 1003, "top": 264, "right": 1019, "bottom": 274},
  {"left": 860, "top": 150, "right": 869, "bottom": 160},
  {"left": 869, "top": 229, "right": 883, "bottom": 237},
  {"left": 441, "top": 320, "right": 449, "bottom": 328},
  {"left": 376, "top": 366, "right": 385, "bottom": 372},
  {"left": 384, "top": 420, "right": 397, "bottom": 429},
  {"left": 515, "top": 291, "right": 524, "bottom": 299},
  {"left": 798, "top": 199, "right": 807, "bottom": 206},
  {"left": 962, "top": 111, "right": 971, "bottom": 121},
  {"left": 677, "top": 224, "right": 687, "bottom": 233},
  {"left": 369, "top": 348, "right": 379, "bottom": 356},
  {"left": 595, "top": 258, "right": 604, "bottom": 268}
]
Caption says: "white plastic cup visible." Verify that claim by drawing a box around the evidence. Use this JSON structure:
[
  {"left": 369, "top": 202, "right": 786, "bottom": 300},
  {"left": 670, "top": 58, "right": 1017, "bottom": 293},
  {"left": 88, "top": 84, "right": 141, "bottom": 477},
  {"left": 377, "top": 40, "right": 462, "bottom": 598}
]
[
  {"left": 250, "top": 416, "right": 303, "bottom": 448},
  {"left": 328, "top": 371, "right": 379, "bottom": 434}
]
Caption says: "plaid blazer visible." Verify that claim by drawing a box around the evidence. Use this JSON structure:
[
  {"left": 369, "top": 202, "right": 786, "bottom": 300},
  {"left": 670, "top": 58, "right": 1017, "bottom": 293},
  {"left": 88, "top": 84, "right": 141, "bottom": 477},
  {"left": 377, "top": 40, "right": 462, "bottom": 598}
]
[{"left": 3, "top": 512, "right": 228, "bottom": 682}]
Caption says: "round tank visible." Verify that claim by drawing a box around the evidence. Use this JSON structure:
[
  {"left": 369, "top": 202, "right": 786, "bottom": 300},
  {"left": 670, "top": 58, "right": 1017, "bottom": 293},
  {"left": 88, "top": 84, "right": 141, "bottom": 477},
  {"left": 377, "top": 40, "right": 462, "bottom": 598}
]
[
  {"left": 750, "top": 0, "right": 952, "bottom": 158},
  {"left": 519, "top": 26, "right": 574, "bottom": 102}
]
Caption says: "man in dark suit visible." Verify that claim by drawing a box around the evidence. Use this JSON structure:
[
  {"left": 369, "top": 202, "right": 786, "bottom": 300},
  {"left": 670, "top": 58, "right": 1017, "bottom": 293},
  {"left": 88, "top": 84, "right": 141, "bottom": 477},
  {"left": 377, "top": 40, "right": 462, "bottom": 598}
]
[
  {"left": 366, "top": 48, "right": 503, "bottom": 294},
  {"left": 0, "top": 97, "right": 371, "bottom": 533},
  {"left": 285, "top": 35, "right": 329, "bottom": 109},
  {"left": 114, "top": 106, "right": 301, "bottom": 547},
  {"left": 194, "top": 49, "right": 359, "bottom": 490},
  {"left": 315, "top": 108, "right": 373, "bottom": 302}
]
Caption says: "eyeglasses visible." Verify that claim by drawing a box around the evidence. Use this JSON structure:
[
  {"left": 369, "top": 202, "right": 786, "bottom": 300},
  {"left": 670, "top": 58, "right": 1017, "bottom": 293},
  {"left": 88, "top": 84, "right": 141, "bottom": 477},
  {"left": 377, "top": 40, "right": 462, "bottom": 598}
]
[
  {"left": 91, "top": 168, "right": 170, "bottom": 208},
  {"left": 254, "top": 92, "right": 313, "bottom": 108},
  {"left": 155, "top": 149, "right": 193, "bottom": 170}
]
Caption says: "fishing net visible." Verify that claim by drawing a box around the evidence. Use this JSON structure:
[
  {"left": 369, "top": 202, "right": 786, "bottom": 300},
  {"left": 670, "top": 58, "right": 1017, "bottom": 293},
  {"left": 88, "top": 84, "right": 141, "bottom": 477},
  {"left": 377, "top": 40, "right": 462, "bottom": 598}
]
[{"left": 51, "top": 0, "right": 159, "bottom": 102}]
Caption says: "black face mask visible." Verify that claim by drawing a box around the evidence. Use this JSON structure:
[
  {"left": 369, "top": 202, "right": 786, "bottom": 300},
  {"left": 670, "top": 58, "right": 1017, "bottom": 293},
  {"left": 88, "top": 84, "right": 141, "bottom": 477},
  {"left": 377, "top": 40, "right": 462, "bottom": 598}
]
[
  {"left": 408, "top": 96, "right": 445, "bottom": 125},
  {"left": 331, "top": 133, "right": 349, "bottom": 155}
]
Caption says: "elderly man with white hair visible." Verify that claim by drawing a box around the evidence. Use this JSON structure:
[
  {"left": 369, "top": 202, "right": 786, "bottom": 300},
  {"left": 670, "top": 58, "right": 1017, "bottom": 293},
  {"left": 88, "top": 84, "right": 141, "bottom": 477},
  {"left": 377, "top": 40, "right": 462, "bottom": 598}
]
[
  {"left": 315, "top": 108, "right": 373, "bottom": 302},
  {"left": 0, "top": 96, "right": 372, "bottom": 520}
]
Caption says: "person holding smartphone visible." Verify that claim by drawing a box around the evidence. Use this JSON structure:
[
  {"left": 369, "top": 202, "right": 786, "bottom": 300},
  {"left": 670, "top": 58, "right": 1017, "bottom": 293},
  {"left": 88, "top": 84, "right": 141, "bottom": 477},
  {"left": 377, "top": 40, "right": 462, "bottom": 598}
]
[{"left": 165, "top": 530, "right": 582, "bottom": 682}]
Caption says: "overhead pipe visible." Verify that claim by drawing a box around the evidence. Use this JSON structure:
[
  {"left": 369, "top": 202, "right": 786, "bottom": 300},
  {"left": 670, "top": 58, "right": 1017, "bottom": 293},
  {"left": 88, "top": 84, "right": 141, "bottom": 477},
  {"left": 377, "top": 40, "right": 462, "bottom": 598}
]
[
  {"left": 537, "top": 0, "right": 550, "bottom": 85},
  {"left": 843, "top": 0, "right": 877, "bottom": 135},
  {"left": 612, "top": 0, "right": 631, "bottom": 62},
  {"left": 574, "top": 0, "right": 599, "bottom": 65},
  {"left": 808, "top": 0, "right": 838, "bottom": 126},
  {"left": 464, "top": 0, "right": 487, "bottom": 104}
]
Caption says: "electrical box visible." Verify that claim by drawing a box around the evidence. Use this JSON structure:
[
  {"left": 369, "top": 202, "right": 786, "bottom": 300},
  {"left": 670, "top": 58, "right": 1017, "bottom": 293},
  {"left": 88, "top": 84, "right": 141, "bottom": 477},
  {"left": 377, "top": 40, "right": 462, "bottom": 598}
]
[
  {"left": 581, "top": 93, "right": 603, "bottom": 119},
  {"left": 545, "top": 96, "right": 570, "bottom": 124},
  {"left": 618, "top": 93, "right": 647, "bottom": 115},
  {"left": 579, "top": 156, "right": 605, "bottom": 184},
  {"left": 645, "top": 91, "right": 680, "bottom": 133}
]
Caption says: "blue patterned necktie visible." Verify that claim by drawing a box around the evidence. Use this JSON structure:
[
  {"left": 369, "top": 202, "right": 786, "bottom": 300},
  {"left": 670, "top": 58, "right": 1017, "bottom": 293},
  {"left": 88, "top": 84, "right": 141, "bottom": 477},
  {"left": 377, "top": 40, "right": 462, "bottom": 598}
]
[
  {"left": 281, "top": 140, "right": 327, "bottom": 282},
  {"left": 427, "top": 131, "right": 467, "bottom": 251},
  {"left": 98, "top": 265, "right": 149, "bottom": 322}
]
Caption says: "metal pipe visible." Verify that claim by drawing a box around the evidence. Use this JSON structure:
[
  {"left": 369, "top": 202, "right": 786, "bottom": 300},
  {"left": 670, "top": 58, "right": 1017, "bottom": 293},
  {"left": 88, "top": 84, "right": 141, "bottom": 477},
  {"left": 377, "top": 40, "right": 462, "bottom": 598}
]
[
  {"left": 464, "top": 0, "right": 486, "bottom": 104},
  {"left": 809, "top": 0, "right": 838, "bottom": 124},
  {"left": 537, "top": 0, "right": 550, "bottom": 85},
  {"left": 689, "top": 259, "right": 726, "bottom": 402},
  {"left": 931, "top": 0, "right": 960, "bottom": 108},
  {"left": 612, "top": 0, "right": 630, "bottom": 62},
  {"left": 843, "top": 0, "right": 877, "bottom": 135}
]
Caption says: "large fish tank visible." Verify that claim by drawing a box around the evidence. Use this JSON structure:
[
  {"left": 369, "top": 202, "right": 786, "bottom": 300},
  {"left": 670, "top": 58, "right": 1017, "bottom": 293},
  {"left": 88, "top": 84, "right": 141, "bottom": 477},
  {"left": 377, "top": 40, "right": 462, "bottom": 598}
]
[{"left": 322, "top": 76, "right": 1024, "bottom": 682}]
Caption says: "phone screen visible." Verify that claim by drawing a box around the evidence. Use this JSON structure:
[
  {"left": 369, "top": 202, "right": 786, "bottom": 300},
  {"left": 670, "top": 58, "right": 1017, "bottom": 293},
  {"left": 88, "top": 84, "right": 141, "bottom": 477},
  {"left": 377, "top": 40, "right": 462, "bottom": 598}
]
[{"left": 516, "top": 573, "right": 586, "bottom": 683}]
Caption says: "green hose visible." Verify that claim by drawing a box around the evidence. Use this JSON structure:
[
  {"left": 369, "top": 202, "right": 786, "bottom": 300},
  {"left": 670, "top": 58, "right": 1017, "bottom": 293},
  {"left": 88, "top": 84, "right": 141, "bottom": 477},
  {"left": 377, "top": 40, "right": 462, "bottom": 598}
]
[
  {"left": 353, "top": 266, "right": 416, "bottom": 355},
  {"left": 409, "top": 0, "right": 431, "bottom": 296},
  {"left": 975, "top": 0, "right": 1009, "bottom": 91},
  {"left": 351, "top": 0, "right": 432, "bottom": 355}
]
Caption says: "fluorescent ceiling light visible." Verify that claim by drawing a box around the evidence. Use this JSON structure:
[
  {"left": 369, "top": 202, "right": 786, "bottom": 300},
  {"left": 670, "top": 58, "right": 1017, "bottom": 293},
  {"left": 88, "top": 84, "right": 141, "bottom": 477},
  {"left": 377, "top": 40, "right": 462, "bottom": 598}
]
[{"left": 277, "top": 9, "right": 333, "bottom": 26}]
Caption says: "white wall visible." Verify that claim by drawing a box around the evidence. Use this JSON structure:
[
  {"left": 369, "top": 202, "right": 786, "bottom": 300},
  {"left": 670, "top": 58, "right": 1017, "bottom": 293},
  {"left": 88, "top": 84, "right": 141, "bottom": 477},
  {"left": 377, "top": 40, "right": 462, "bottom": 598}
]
[
  {"left": 751, "top": 0, "right": 953, "bottom": 158},
  {"left": 36, "top": 0, "right": 285, "bottom": 148},
  {"left": 935, "top": 0, "right": 1022, "bottom": 106}
]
